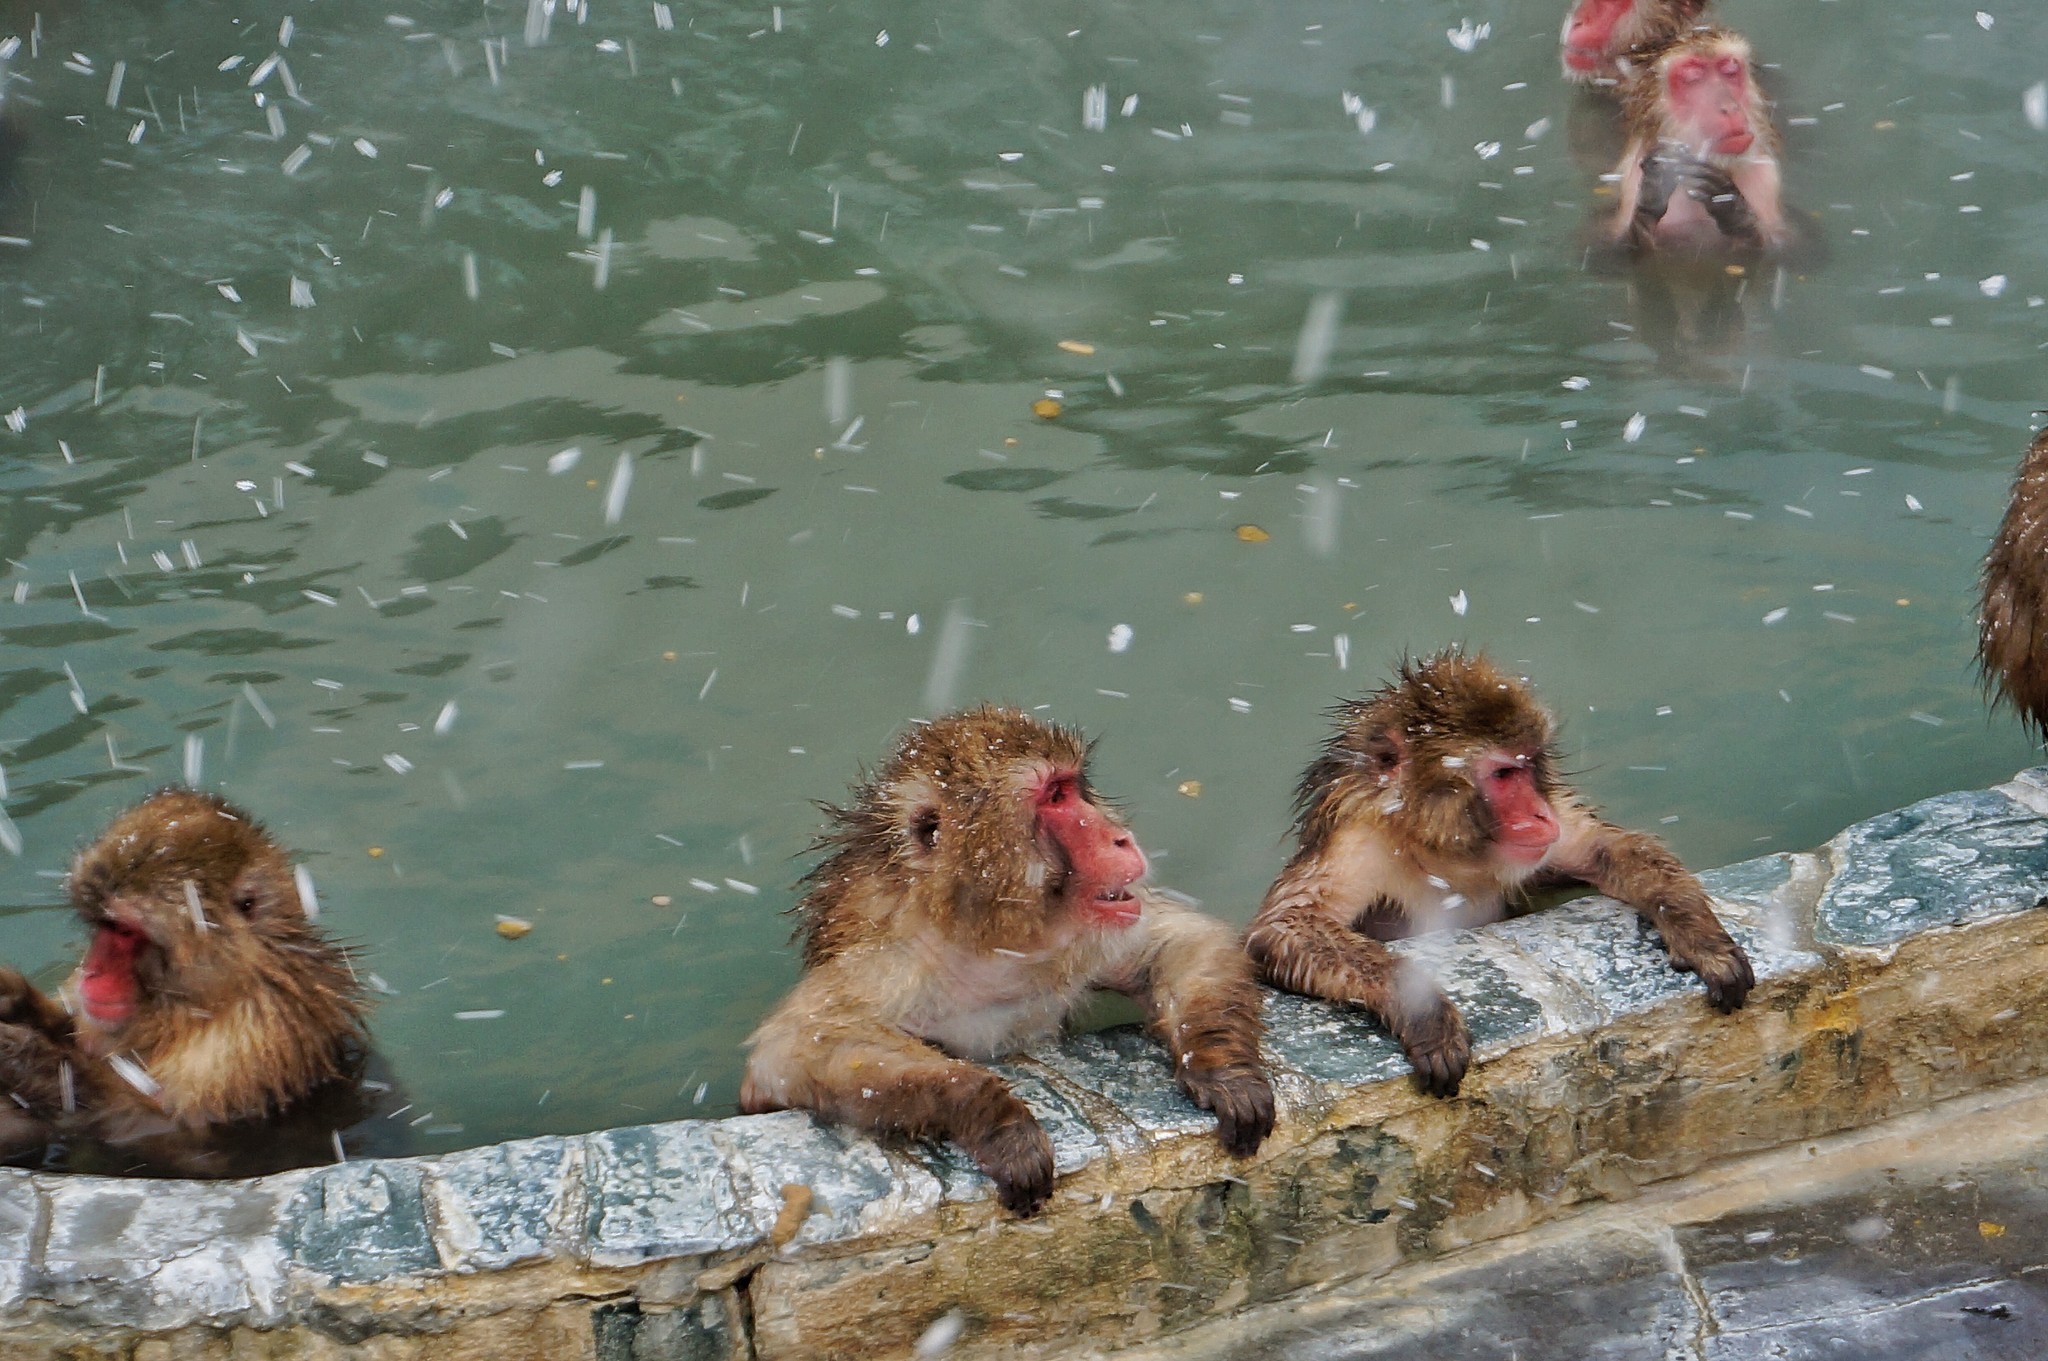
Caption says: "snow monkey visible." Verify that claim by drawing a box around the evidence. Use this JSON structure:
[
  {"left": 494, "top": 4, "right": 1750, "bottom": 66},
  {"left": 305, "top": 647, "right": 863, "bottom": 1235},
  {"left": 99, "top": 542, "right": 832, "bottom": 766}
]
[
  {"left": 0, "top": 790, "right": 366, "bottom": 1163},
  {"left": 1609, "top": 29, "right": 1791, "bottom": 255},
  {"left": 1245, "top": 650, "right": 1753, "bottom": 1096},
  {"left": 1980, "top": 427, "right": 2048, "bottom": 736},
  {"left": 742, "top": 706, "right": 1274, "bottom": 1216},
  {"left": 1560, "top": 0, "right": 1709, "bottom": 87}
]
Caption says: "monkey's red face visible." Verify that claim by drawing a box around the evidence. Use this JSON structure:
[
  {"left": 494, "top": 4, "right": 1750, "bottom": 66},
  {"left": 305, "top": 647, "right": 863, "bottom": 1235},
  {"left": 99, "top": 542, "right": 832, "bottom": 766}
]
[
  {"left": 1560, "top": 0, "right": 1633, "bottom": 74},
  {"left": 1476, "top": 753, "right": 1561, "bottom": 866},
  {"left": 1034, "top": 767, "right": 1148, "bottom": 928},
  {"left": 1666, "top": 51, "right": 1755, "bottom": 157},
  {"left": 79, "top": 921, "right": 147, "bottom": 1026}
]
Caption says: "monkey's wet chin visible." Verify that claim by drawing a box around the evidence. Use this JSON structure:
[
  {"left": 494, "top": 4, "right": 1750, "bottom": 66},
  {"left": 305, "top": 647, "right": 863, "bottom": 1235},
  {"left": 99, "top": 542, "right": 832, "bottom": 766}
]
[
  {"left": 78, "top": 923, "right": 144, "bottom": 1026},
  {"left": 1080, "top": 890, "right": 1142, "bottom": 929}
]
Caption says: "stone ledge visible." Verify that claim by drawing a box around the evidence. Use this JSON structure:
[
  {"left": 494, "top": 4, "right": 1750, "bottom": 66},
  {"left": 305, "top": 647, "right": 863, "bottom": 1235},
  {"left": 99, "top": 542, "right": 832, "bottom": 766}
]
[{"left": 6, "top": 771, "right": 2048, "bottom": 1360}]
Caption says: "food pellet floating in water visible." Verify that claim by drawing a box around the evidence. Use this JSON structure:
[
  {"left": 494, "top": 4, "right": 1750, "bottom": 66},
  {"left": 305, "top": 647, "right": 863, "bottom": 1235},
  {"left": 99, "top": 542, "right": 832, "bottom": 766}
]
[
  {"left": 1235, "top": 524, "right": 1271, "bottom": 543},
  {"left": 368, "top": 846, "right": 385, "bottom": 858},
  {"left": 495, "top": 916, "right": 533, "bottom": 940},
  {"left": 1057, "top": 340, "right": 1096, "bottom": 356},
  {"left": 770, "top": 1183, "right": 814, "bottom": 1247},
  {"left": 1178, "top": 780, "right": 1203, "bottom": 798},
  {"left": 1031, "top": 398, "right": 1062, "bottom": 419},
  {"left": 651, "top": 894, "right": 673, "bottom": 907}
]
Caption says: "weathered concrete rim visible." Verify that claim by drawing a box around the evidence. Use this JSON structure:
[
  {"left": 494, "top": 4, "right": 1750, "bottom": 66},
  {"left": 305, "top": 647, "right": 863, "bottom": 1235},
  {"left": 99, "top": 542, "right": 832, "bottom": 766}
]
[{"left": 7, "top": 767, "right": 2048, "bottom": 1359}]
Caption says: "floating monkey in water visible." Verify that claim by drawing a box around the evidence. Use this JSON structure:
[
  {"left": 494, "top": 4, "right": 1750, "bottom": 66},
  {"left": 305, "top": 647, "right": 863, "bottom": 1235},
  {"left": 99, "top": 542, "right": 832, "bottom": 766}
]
[
  {"left": 1608, "top": 29, "right": 1792, "bottom": 257},
  {"left": 1560, "top": 0, "right": 1709, "bottom": 89},
  {"left": 1245, "top": 649, "right": 1753, "bottom": 1097},
  {"left": 742, "top": 706, "right": 1274, "bottom": 1216}
]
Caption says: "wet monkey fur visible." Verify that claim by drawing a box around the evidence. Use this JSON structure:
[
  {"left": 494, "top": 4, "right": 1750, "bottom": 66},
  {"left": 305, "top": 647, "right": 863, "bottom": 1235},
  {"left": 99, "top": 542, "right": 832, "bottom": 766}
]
[
  {"left": 1246, "top": 650, "right": 1754, "bottom": 1097},
  {"left": 1980, "top": 428, "right": 2048, "bottom": 737},
  {"left": 0, "top": 790, "right": 366, "bottom": 1163},
  {"left": 742, "top": 706, "right": 1274, "bottom": 1216}
]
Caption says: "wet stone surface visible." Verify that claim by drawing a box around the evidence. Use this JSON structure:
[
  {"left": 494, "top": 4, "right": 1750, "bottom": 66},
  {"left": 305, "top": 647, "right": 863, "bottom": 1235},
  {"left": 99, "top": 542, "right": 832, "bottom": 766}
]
[
  {"left": 1256, "top": 991, "right": 1413, "bottom": 1093},
  {"left": 1393, "top": 937, "right": 1549, "bottom": 1059},
  {"left": 583, "top": 1120, "right": 748, "bottom": 1267},
  {"left": 1820, "top": 790, "right": 2048, "bottom": 949},
  {"left": 1048, "top": 1027, "right": 1224, "bottom": 1149},
  {"left": 0, "top": 1178, "right": 36, "bottom": 1311},
  {"left": 711, "top": 1111, "right": 938, "bottom": 1247},
  {"left": 425, "top": 1134, "right": 581, "bottom": 1272},
  {"left": 281, "top": 1161, "right": 438, "bottom": 1285}
]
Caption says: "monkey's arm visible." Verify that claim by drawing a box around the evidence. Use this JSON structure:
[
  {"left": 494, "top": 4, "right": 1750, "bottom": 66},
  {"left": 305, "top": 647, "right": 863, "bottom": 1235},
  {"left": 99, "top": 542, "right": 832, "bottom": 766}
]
[
  {"left": 1548, "top": 805, "right": 1754, "bottom": 1010},
  {"left": 0, "top": 968, "right": 76, "bottom": 1042},
  {"left": 1102, "top": 899, "right": 1274, "bottom": 1156},
  {"left": 1244, "top": 840, "right": 1470, "bottom": 1097},
  {"left": 740, "top": 958, "right": 1055, "bottom": 1215}
]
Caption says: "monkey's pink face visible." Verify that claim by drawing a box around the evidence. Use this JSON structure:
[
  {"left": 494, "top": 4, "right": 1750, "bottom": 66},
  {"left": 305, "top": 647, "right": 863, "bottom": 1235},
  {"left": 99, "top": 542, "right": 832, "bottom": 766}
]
[
  {"left": 78, "top": 920, "right": 147, "bottom": 1027},
  {"left": 1559, "top": 0, "right": 1633, "bottom": 75},
  {"left": 1667, "top": 52, "right": 1755, "bottom": 157},
  {"left": 1033, "top": 767, "right": 1149, "bottom": 928},
  {"left": 1476, "top": 752, "right": 1561, "bottom": 866}
]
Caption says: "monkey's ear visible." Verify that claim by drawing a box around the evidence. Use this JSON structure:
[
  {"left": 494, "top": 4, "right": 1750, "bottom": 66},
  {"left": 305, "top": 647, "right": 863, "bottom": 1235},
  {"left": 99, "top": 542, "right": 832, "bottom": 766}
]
[
  {"left": 907, "top": 806, "right": 941, "bottom": 855},
  {"left": 1363, "top": 727, "right": 1407, "bottom": 777}
]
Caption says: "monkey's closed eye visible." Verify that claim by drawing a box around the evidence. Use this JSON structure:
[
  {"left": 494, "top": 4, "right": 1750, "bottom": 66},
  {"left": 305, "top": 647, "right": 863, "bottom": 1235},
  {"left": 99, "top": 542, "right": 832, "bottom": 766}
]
[{"left": 910, "top": 808, "right": 941, "bottom": 852}]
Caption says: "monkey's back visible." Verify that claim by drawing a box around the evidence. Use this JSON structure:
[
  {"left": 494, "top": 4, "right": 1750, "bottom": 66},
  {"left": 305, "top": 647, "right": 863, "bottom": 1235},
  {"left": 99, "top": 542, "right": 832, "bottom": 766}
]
[{"left": 1980, "top": 429, "right": 2048, "bottom": 735}]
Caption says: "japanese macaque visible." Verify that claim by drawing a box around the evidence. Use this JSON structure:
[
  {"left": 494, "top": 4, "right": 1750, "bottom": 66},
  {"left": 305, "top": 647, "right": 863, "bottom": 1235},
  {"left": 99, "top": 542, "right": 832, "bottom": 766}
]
[
  {"left": 1245, "top": 650, "right": 1753, "bottom": 1097},
  {"left": 0, "top": 790, "right": 367, "bottom": 1166},
  {"left": 742, "top": 707, "right": 1274, "bottom": 1216},
  {"left": 1609, "top": 29, "right": 1790, "bottom": 256},
  {"left": 1560, "top": 0, "right": 1708, "bottom": 87},
  {"left": 1979, "top": 428, "right": 2048, "bottom": 736}
]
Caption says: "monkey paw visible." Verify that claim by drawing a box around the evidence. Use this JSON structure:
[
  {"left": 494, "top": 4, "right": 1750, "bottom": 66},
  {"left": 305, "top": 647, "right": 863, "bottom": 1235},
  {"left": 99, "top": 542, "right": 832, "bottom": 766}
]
[
  {"left": 0, "top": 970, "right": 39, "bottom": 1027},
  {"left": 971, "top": 1117, "right": 1056, "bottom": 1218},
  {"left": 1392, "top": 995, "right": 1471, "bottom": 1099},
  {"left": 1182, "top": 1065, "right": 1275, "bottom": 1157},
  {"left": 1672, "top": 938, "right": 1755, "bottom": 1013}
]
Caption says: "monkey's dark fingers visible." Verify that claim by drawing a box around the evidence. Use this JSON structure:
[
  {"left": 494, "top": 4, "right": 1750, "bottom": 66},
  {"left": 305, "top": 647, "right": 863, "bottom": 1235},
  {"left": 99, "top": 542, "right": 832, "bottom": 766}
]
[
  {"left": 1184, "top": 1066, "right": 1275, "bottom": 1157},
  {"left": 1392, "top": 997, "right": 1471, "bottom": 1099},
  {"left": 972, "top": 1116, "right": 1055, "bottom": 1218},
  {"left": 1669, "top": 939, "right": 1755, "bottom": 1012}
]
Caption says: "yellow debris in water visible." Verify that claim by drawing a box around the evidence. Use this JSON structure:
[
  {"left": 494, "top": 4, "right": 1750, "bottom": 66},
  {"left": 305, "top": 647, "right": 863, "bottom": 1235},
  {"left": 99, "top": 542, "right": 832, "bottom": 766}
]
[
  {"left": 1057, "top": 340, "right": 1097, "bottom": 356},
  {"left": 652, "top": 894, "right": 674, "bottom": 907},
  {"left": 367, "top": 846, "right": 384, "bottom": 858},
  {"left": 495, "top": 917, "right": 533, "bottom": 940},
  {"left": 1183, "top": 592, "right": 1205, "bottom": 605},
  {"left": 1981, "top": 1221, "right": 2007, "bottom": 1239},
  {"left": 1725, "top": 264, "right": 1746, "bottom": 277},
  {"left": 662, "top": 650, "right": 678, "bottom": 661},
  {"left": 1177, "top": 780, "right": 1203, "bottom": 798},
  {"left": 1235, "top": 524, "right": 1270, "bottom": 543},
  {"left": 1896, "top": 598, "right": 1910, "bottom": 607},
  {"left": 1874, "top": 120, "right": 1896, "bottom": 131},
  {"left": 1032, "top": 398, "right": 1063, "bottom": 419}
]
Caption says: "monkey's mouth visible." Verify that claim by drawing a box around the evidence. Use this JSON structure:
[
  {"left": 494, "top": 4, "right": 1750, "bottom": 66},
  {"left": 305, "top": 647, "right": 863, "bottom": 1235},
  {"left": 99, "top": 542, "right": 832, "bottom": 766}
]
[
  {"left": 1714, "top": 131, "right": 1754, "bottom": 157},
  {"left": 78, "top": 922, "right": 147, "bottom": 1026},
  {"left": 1083, "top": 888, "right": 1143, "bottom": 928},
  {"left": 1562, "top": 46, "right": 1601, "bottom": 73}
]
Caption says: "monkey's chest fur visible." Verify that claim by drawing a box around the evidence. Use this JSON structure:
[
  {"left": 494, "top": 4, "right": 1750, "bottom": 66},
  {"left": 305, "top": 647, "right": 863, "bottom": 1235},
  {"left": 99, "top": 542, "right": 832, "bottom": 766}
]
[{"left": 898, "top": 925, "right": 1147, "bottom": 1061}]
